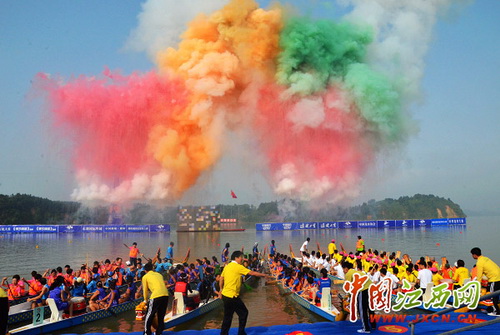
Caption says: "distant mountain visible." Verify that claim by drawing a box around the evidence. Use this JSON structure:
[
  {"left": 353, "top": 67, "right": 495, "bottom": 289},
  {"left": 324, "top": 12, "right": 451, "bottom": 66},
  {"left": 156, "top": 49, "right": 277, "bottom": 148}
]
[
  {"left": 0, "top": 193, "right": 466, "bottom": 225},
  {"left": 0, "top": 193, "right": 80, "bottom": 225}
]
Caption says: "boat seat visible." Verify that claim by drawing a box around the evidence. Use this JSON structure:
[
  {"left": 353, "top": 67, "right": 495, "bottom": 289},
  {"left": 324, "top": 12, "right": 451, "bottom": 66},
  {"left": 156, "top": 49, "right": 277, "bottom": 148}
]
[
  {"left": 422, "top": 283, "right": 434, "bottom": 303},
  {"left": 174, "top": 292, "right": 185, "bottom": 315},
  {"left": 320, "top": 287, "right": 331, "bottom": 309},
  {"left": 46, "top": 298, "right": 63, "bottom": 321},
  {"left": 8, "top": 301, "right": 32, "bottom": 314}
]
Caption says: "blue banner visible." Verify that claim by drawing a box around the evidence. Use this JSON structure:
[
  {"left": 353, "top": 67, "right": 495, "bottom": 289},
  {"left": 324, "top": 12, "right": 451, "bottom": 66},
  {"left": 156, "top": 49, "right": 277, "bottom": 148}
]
[
  {"left": 0, "top": 226, "right": 12, "bottom": 233},
  {"left": 338, "top": 221, "right": 357, "bottom": 229},
  {"left": 59, "top": 225, "right": 83, "bottom": 233},
  {"left": 149, "top": 224, "right": 170, "bottom": 232},
  {"left": 256, "top": 223, "right": 272, "bottom": 231},
  {"left": 431, "top": 218, "right": 449, "bottom": 225},
  {"left": 12, "top": 225, "right": 37, "bottom": 233},
  {"left": 127, "top": 225, "right": 150, "bottom": 232},
  {"left": 297, "top": 222, "right": 317, "bottom": 229},
  {"left": 448, "top": 218, "right": 466, "bottom": 224},
  {"left": 414, "top": 219, "right": 431, "bottom": 227},
  {"left": 318, "top": 221, "right": 338, "bottom": 229},
  {"left": 377, "top": 220, "right": 395, "bottom": 228},
  {"left": 103, "top": 225, "right": 127, "bottom": 232},
  {"left": 395, "top": 220, "right": 414, "bottom": 228},
  {"left": 82, "top": 225, "right": 103, "bottom": 232},
  {"left": 357, "top": 221, "right": 378, "bottom": 228},
  {"left": 281, "top": 223, "right": 297, "bottom": 230},
  {"left": 35, "top": 225, "right": 59, "bottom": 233}
]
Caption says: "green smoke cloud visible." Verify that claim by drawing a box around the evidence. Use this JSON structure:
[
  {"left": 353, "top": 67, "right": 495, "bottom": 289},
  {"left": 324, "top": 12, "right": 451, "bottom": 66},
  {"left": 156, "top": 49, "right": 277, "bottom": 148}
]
[
  {"left": 276, "top": 16, "right": 405, "bottom": 144},
  {"left": 344, "top": 63, "right": 403, "bottom": 143},
  {"left": 276, "top": 17, "right": 372, "bottom": 96}
]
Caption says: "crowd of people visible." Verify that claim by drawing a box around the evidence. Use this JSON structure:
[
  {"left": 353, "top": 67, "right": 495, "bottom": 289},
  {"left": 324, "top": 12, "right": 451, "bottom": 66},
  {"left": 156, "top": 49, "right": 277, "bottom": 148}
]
[
  {"left": 0, "top": 240, "right": 269, "bottom": 335},
  {"left": 296, "top": 237, "right": 500, "bottom": 317},
  {"left": 2, "top": 237, "right": 498, "bottom": 335}
]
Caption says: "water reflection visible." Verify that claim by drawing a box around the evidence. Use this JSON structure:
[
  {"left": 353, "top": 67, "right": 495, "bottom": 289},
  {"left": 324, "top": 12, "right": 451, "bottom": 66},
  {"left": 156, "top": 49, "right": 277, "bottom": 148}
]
[{"left": 2, "top": 216, "right": 499, "bottom": 334}]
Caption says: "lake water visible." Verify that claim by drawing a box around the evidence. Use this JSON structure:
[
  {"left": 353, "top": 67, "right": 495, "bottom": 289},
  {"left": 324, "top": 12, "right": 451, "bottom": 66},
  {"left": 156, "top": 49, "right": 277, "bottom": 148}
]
[{"left": 1, "top": 215, "right": 499, "bottom": 334}]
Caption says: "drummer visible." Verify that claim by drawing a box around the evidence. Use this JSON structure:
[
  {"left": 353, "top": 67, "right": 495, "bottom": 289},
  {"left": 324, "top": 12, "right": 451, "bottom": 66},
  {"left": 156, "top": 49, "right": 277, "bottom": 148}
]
[{"left": 175, "top": 273, "right": 198, "bottom": 310}]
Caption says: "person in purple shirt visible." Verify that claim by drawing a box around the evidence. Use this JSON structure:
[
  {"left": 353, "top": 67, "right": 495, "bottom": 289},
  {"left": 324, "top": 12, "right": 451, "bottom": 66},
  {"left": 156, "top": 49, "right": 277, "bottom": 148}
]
[{"left": 48, "top": 276, "right": 74, "bottom": 317}]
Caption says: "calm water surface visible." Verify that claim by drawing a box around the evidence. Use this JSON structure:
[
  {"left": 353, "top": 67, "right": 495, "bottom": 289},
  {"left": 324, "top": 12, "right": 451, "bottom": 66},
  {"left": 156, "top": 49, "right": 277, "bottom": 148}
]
[{"left": 1, "top": 215, "right": 499, "bottom": 334}]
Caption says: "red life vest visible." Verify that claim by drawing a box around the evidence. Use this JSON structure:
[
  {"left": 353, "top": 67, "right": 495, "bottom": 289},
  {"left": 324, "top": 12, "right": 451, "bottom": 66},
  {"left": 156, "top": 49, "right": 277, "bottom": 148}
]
[{"left": 175, "top": 281, "right": 188, "bottom": 296}]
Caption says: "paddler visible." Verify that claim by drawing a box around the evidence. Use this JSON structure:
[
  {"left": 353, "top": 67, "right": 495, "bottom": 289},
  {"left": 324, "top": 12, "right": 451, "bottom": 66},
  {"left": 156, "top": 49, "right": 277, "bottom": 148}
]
[{"left": 328, "top": 239, "right": 337, "bottom": 258}]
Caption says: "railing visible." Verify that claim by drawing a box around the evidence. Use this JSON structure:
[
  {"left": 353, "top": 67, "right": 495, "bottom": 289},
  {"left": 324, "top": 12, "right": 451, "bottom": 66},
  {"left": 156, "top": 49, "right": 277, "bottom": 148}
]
[{"left": 408, "top": 289, "right": 500, "bottom": 335}]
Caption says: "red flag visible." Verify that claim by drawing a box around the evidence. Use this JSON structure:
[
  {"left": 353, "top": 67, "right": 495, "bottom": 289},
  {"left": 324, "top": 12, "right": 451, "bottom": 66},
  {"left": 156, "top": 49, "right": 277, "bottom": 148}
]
[{"left": 230, "top": 190, "right": 237, "bottom": 198}]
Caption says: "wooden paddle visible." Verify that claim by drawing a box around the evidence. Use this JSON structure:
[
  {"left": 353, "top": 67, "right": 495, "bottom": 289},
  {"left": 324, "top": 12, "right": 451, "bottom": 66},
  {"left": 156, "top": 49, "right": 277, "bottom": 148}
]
[
  {"left": 264, "top": 280, "right": 278, "bottom": 286},
  {"left": 316, "top": 242, "right": 322, "bottom": 254},
  {"left": 289, "top": 244, "right": 296, "bottom": 259}
]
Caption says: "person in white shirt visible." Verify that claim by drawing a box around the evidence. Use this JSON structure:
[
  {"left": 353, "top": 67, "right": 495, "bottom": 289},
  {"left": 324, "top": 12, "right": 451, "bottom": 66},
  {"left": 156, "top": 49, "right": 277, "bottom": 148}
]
[
  {"left": 417, "top": 262, "right": 433, "bottom": 293},
  {"left": 314, "top": 252, "right": 323, "bottom": 269},
  {"left": 379, "top": 268, "right": 400, "bottom": 289},
  {"left": 332, "top": 262, "right": 345, "bottom": 279},
  {"left": 299, "top": 237, "right": 310, "bottom": 253}
]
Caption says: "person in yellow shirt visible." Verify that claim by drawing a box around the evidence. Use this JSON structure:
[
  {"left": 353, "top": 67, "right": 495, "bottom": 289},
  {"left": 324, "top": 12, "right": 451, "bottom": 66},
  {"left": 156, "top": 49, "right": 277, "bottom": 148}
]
[
  {"left": 452, "top": 260, "right": 470, "bottom": 289},
  {"left": 342, "top": 262, "right": 376, "bottom": 333},
  {"left": 356, "top": 236, "right": 365, "bottom": 252},
  {"left": 220, "top": 250, "right": 268, "bottom": 335},
  {"left": 0, "top": 286, "right": 8, "bottom": 335},
  {"left": 431, "top": 268, "right": 444, "bottom": 286},
  {"left": 328, "top": 239, "right": 337, "bottom": 257},
  {"left": 471, "top": 247, "right": 500, "bottom": 316},
  {"left": 142, "top": 262, "right": 169, "bottom": 335},
  {"left": 404, "top": 267, "right": 417, "bottom": 285}
]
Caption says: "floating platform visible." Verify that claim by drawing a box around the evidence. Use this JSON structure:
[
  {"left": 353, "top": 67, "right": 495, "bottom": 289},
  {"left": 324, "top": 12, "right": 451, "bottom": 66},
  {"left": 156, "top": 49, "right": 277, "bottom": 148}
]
[
  {"left": 62, "top": 312, "right": 499, "bottom": 335},
  {"left": 178, "top": 228, "right": 245, "bottom": 232}
]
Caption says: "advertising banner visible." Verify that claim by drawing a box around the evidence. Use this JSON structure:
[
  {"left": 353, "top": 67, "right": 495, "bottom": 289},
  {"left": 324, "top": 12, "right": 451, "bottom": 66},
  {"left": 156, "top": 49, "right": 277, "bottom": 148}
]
[
  {"left": 12, "top": 225, "right": 36, "bottom": 233},
  {"left": 297, "top": 222, "right": 318, "bottom": 229},
  {"left": 378, "top": 220, "right": 396, "bottom": 228},
  {"left": 395, "top": 220, "right": 414, "bottom": 228},
  {"left": 103, "top": 225, "right": 127, "bottom": 232},
  {"left": 34, "top": 225, "right": 59, "bottom": 233},
  {"left": 338, "top": 221, "right": 357, "bottom": 229},
  {"left": 82, "top": 225, "right": 103, "bottom": 232},
  {"left": 318, "top": 221, "right": 338, "bottom": 229},
  {"left": 357, "top": 221, "right": 379, "bottom": 228},
  {"left": 126, "top": 225, "right": 150, "bottom": 232},
  {"left": 149, "top": 224, "right": 171, "bottom": 232}
]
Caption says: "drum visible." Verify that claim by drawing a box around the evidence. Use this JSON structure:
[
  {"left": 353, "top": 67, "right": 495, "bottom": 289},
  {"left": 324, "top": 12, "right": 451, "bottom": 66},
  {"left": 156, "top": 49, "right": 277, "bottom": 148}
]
[
  {"left": 187, "top": 289, "right": 199, "bottom": 298},
  {"left": 71, "top": 297, "right": 87, "bottom": 315}
]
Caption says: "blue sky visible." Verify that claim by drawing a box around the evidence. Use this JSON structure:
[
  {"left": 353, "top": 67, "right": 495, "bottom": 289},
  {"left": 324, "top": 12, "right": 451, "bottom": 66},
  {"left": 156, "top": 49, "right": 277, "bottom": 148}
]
[{"left": 0, "top": 1, "right": 499, "bottom": 213}]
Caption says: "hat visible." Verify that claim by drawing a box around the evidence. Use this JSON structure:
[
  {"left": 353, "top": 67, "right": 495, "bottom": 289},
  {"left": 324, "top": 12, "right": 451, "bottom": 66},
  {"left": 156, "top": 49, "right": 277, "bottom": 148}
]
[
  {"left": 125, "top": 261, "right": 131, "bottom": 266},
  {"left": 331, "top": 239, "right": 335, "bottom": 243}
]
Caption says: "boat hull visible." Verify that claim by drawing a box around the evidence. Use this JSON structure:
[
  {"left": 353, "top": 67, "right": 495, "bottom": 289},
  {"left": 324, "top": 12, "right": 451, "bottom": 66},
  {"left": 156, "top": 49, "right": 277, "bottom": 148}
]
[
  {"left": 10, "top": 298, "right": 143, "bottom": 335},
  {"left": 8, "top": 306, "right": 50, "bottom": 325},
  {"left": 163, "top": 298, "right": 223, "bottom": 329}
]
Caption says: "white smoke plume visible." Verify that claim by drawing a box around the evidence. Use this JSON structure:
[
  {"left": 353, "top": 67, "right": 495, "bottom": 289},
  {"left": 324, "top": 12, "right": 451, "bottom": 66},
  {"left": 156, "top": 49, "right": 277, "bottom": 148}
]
[
  {"left": 124, "top": 0, "right": 228, "bottom": 61},
  {"left": 339, "top": 0, "right": 454, "bottom": 102}
]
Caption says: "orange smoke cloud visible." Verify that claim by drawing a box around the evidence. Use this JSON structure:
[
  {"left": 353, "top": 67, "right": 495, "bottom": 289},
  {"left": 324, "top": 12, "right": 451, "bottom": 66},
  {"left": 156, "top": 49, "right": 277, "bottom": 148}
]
[{"left": 150, "top": 0, "right": 283, "bottom": 197}]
